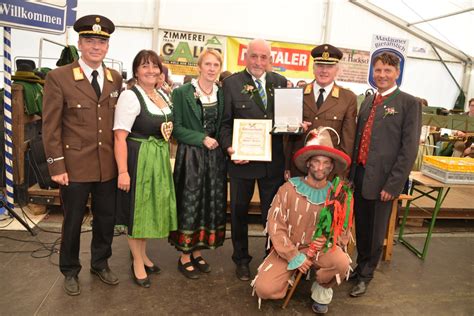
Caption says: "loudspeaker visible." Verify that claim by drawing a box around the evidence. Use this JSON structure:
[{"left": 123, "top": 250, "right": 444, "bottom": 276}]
[{"left": 28, "top": 135, "right": 58, "bottom": 189}]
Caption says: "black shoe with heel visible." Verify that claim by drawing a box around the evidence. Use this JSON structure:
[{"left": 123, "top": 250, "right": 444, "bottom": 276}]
[
  {"left": 191, "top": 254, "right": 211, "bottom": 273},
  {"left": 131, "top": 251, "right": 161, "bottom": 275},
  {"left": 178, "top": 258, "right": 200, "bottom": 279},
  {"left": 145, "top": 263, "right": 161, "bottom": 274},
  {"left": 131, "top": 264, "right": 150, "bottom": 288}
]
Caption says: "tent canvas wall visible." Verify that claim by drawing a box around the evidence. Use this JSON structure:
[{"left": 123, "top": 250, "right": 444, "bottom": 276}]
[{"left": 1, "top": 0, "right": 472, "bottom": 110}]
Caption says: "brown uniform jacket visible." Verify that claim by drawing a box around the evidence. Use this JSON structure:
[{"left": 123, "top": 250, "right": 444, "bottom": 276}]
[
  {"left": 285, "top": 81, "right": 357, "bottom": 175},
  {"left": 42, "top": 60, "right": 122, "bottom": 182}
]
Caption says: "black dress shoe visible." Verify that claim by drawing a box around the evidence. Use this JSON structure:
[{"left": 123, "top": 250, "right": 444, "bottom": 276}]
[
  {"left": 191, "top": 254, "right": 211, "bottom": 273},
  {"left": 64, "top": 276, "right": 80, "bottom": 296},
  {"left": 178, "top": 258, "right": 200, "bottom": 279},
  {"left": 131, "top": 264, "right": 150, "bottom": 288},
  {"left": 145, "top": 263, "right": 161, "bottom": 274},
  {"left": 90, "top": 267, "right": 119, "bottom": 285},
  {"left": 236, "top": 264, "right": 251, "bottom": 281},
  {"left": 350, "top": 281, "right": 367, "bottom": 297}
]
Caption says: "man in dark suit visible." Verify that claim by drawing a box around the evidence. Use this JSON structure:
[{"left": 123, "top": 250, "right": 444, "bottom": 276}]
[
  {"left": 286, "top": 44, "right": 357, "bottom": 177},
  {"left": 349, "top": 52, "right": 421, "bottom": 297},
  {"left": 42, "top": 15, "right": 123, "bottom": 295},
  {"left": 220, "top": 39, "right": 287, "bottom": 281}
]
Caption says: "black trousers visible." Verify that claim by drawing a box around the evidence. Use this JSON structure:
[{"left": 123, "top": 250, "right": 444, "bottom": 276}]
[
  {"left": 353, "top": 166, "right": 392, "bottom": 282},
  {"left": 59, "top": 179, "right": 116, "bottom": 277},
  {"left": 229, "top": 175, "right": 283, "bottom": 265}
]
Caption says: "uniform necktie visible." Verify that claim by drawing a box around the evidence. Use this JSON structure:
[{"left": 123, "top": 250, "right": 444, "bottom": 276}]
[
  {"left": 255, "top": 79, "right": 267, "bottom": 109},
  {"left": 91, "top": 70, "right": 101, "bottom": 99},
  {"left": 316, "top": 88, "right": 325, "bottom": 109}
]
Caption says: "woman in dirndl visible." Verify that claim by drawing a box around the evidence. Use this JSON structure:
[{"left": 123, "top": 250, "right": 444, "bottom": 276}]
[
  {"left": 114, "top": 50, "right": 177, "bottom": 288},
  {"left": 169, "top": 49, "right": 227, "bottom": 279}
]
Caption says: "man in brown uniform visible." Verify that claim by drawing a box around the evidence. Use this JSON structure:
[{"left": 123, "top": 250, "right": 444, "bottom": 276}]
[
  {"left": 42, "top": 15, "right": 123, "bottom": 296},
  {"left": 286, "top": 44, "right": 357, "bottom": 177},
  {"left": 253, "top": 127, "right": 353, "bottom": 314}
]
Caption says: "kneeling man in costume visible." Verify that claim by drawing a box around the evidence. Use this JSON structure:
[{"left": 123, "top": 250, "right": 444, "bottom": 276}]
[{"left": 252, "top": 127, "right": 354, "bottom": 314}]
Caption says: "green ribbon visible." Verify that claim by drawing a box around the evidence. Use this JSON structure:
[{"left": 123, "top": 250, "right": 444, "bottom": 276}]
[{"left": 129, "top": 136, "right": 177, "bottom": 238}]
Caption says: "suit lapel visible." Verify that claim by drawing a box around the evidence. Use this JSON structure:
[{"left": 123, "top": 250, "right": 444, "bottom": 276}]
[
  {"left": 359, "top": 95, "right": 375, "bottom": 120},
  {"left": 71, "top": 61, "right": 97, "bottom": 103},
  {"left": 185, "top": 85, "right": 202, "bottom": 122},
  {"left": 265, "top": 72, "right": 275, "bottom": 113},
  {"left": 242, "top": 71, "right": 266, "bottom": 114},
  {"left": 75, "top": 79, "right": 99, "bottom": 103},
  {"left": 316, "top": 84, "right": 339, "bottom": 115},
  {"left": 99, "top": 68, "right": 115, "bottom": 103},
  {"left": 217, "top": 87, "right": 224, "bottom": 125},
  {"left": 303, "top": 80, "right": 318, "bottom": 116}
]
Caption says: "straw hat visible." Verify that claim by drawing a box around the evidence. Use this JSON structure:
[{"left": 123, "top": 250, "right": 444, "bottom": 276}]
[{"left": 293, "top": 127, "right": 351, "bottom": 175}]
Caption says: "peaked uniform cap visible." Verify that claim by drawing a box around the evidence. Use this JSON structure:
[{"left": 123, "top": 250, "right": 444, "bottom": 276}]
[
  {"left": 73, "top": 15, "right": 115, "bottom": 39},
  {"left": 311, "top": 44, "right": 343, "bottom": 65}
]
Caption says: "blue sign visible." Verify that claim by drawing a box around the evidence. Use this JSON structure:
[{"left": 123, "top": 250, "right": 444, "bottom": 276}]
[
  {"left": 368, "top": 48, "right": 405, "bottom": 89},
  {"left": 0, "top": 0, "right": 77, "bottom": 34}
]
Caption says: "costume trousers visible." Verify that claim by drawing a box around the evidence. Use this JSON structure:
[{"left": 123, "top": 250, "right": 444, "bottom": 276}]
[
  {"left": 230, "top": 175, "right": 283, "bottom": 265},
  {"left": 254, "top": 247, "right": 350, "bottom": 302},
  {"left": 353, "top": 166, "right": 391, "bottom": 282},
  {"left": 59, "top": 179, "right": 116, "bottom": 277}
]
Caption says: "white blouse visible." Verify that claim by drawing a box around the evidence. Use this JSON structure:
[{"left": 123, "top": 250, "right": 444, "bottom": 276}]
[
  {"left": 113, "top": 85, "right": 172, "bottom": 132},
  {"left": 191, "top": 78, "right": 218, "bottom": 104}
]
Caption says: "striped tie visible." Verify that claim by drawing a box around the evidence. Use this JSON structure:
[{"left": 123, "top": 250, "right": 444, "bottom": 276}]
[{"left": 255, "top": 79, "right": 267, "bottom": 109}]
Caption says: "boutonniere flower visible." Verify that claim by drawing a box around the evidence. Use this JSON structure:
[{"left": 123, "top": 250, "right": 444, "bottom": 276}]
[
  {"left": 383, "top": 106, "right": 398, "bottom": 118},
  {"left": 193, "top": 90, "right": 201, "bottom": 99},
  {"left": 241, "top": 84, "right": 257, "bottom": 98}
]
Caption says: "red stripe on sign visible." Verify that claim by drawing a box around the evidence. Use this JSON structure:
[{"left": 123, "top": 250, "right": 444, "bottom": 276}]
[
  {"left": 237, "top": 44, "right": 248, "bottom": 66},
  {"left": 236, "top": 44, "right": 310, "bottom": 71}
]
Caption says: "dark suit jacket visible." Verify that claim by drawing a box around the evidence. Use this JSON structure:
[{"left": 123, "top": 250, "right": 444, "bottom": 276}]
[
  {"left": 285, "top": 81, "right": 357, "bottom": 174},
  {"left": 42, "top": 60, "right": 122, "bottom": 182},
  {"left": 171, "top": 82, "right": 224, "bottom": 147},
  {"left": 219, "top": 70, "right": 287, "bottom": 179},
  {"left": 350, "top": 89, "right": 422, "bottom": 199}
]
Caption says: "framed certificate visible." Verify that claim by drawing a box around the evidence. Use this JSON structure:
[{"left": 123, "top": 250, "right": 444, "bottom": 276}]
[
  {"left": 231, "top": 119, "right": 272, "bottom": 161},
  {"left": 272, "top": 87, "right": 304, "bottom": 134}
]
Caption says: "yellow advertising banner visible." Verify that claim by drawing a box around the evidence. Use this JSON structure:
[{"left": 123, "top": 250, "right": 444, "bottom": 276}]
[
  {"left": 226, "top": 37, "right": 370, "bottom": 83},
  {"left": 158, "top": 29, "right": 226, "bottom": 76}
]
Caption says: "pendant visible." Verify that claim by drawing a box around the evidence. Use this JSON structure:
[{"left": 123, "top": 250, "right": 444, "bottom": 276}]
[{"left": 161, "top": 121, "right": 173, "bottom": 142}]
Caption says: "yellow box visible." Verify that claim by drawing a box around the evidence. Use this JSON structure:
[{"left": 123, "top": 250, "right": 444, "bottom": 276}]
[{"left": 422, "top": 156, "right": 474, "bottom": 173}]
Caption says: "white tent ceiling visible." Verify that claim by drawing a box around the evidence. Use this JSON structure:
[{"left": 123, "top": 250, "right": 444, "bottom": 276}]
[{"left": 368, "top": 0, "right": 474, "bottom": 59}]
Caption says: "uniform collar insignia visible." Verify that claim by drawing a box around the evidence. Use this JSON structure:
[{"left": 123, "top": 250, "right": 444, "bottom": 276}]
[
  {"left": 105, "top": 68, "right": 113, "bottom": 82},
  {"left": 304, "top": 84, "right": 312, "bottom": 95},
  {"left": 332, "top": 86, "right": 339, "bottom": 98},
  {"left": 73, "top": 67, "right": 84, "bottom": 81}
]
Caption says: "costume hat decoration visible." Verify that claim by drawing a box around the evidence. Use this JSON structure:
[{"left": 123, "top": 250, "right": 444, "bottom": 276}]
[{"left": 293, "top": 126, "right": 351, "bottom": 175}]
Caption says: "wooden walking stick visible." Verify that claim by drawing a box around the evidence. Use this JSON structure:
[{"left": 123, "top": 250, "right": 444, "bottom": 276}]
[{"left": 282, "top": 270, "right": 304, "bottom": 309}]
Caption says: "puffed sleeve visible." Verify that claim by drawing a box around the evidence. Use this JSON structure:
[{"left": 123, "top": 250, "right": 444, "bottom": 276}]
[{"left": 113, "top": 90, "right": 140, "bottom": 132}]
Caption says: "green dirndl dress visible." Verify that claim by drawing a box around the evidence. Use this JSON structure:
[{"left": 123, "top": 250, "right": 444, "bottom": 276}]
[
  {"left": 169, "top": 98, "right": 227, "bottom": 253},
  {"left": 116, "top": 86, "right": 177, "bottom": 238}
]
